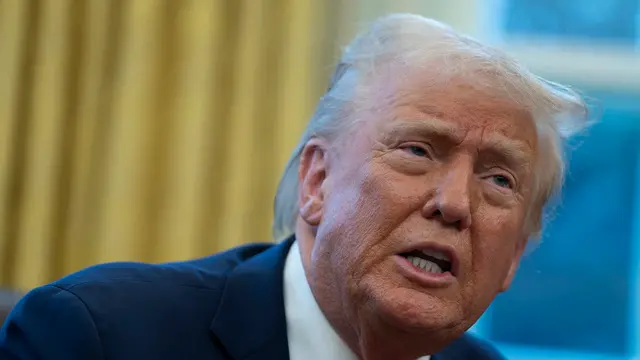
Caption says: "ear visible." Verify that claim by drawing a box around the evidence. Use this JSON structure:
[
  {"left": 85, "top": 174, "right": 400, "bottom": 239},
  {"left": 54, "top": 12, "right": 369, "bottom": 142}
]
[
  {"left": 298, "top": 138, "right": 329, "bottom": 227},
  {"left": 500, "top": 237, "right": 528, "bottom": 292}
]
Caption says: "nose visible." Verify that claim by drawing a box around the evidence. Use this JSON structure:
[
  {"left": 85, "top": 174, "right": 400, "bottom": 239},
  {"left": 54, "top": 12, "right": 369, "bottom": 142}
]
[{"left": 423, "top": 161, "right": 473, "bottom": 230}]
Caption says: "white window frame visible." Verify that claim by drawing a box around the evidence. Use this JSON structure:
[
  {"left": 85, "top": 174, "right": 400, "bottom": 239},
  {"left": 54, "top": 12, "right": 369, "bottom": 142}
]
[{"left": 476, "top": 0, "right": 640, "bottom": 92}]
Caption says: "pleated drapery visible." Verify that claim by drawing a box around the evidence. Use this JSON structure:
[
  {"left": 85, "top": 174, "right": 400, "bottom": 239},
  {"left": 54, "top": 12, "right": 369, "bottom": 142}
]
[{"left": 0, "top": 0, "right": 341, "bottom": 291}]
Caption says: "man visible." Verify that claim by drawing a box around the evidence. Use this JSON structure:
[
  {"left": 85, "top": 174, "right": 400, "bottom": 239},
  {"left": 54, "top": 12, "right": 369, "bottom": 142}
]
[{"left": 0, "top": 14, "right": 590, "bottom": 360}]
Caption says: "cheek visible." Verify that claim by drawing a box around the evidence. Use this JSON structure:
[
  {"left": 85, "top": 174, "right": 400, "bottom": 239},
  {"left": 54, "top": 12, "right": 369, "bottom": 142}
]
[
  {"left": 314, "top": 170, "right": 379, "bottom": 277},
  {"left": 469, "top": 215, "right": 522, "bottom": 288},
  {"left": 353, "top": 164, "right": 428, "bottom": 246},
  {"left": 465, "top": 205, "right": 524, "bottom": 282},
  {"left": 360, "top": 162, "right": 430, "bottom": 221},
  {"left": 461, "top": 238, "right": 517, "bottom": 319},
  {"left": 318, "top": 163, "right": 422, "bottom": 278}
]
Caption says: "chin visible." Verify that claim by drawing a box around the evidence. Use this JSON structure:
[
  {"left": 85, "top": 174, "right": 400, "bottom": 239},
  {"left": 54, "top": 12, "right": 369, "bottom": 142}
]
[{"left": 365, "top": 283, "right": 466, "bottom": 334}]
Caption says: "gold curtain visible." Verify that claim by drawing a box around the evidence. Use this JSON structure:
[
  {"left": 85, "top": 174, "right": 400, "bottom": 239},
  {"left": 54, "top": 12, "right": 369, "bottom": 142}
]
[{"left": 0, "top": 0, "right": 343, "bottom": 291}]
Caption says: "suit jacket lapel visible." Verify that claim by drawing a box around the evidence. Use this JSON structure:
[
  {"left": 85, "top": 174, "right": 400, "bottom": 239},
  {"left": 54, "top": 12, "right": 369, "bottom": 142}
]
[{"left": 210, "top": 237, "right": 295, "bottom": 360}]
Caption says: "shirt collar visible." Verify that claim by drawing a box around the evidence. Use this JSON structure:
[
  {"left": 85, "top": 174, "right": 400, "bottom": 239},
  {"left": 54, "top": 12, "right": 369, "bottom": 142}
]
[{"left": 284, "top": 241, "right": 359, "bottom": 360}]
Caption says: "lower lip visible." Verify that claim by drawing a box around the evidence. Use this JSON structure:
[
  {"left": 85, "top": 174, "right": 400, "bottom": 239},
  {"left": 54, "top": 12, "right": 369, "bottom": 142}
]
[{"left": 394, "top": 255, "right": 456, "bottom": 288}]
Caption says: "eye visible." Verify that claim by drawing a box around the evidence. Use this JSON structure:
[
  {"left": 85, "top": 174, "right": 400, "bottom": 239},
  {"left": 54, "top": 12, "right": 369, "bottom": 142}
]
[
  {"left": 402, "top": 144, "right": 431, "bottom": 158},
  {"left": 490, "top": 174, "right": 513, "bottom": 189}
]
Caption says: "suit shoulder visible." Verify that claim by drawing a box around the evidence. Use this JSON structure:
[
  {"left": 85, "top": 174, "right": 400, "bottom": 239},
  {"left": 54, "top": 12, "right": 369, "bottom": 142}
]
[
  {"left": 446, "top": 333, "right": 505, "bottom": 360},
  {"left": 3, "top": 241, "right": 284, "bottom": 359},
  {"left": 53, "top": 241, "right": 275, "bottom": 292}
]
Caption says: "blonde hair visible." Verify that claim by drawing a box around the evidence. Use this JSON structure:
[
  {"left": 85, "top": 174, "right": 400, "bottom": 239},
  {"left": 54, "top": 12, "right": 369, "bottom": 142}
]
[{"left": 272, "top": 14, "right": 591, "bottom": 241}]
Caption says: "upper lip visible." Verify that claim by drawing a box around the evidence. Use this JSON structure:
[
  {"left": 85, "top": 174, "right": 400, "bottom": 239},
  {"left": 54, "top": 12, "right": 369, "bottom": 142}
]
[{"left": 398, "top": 242, "right": 460, "bottom": 276}]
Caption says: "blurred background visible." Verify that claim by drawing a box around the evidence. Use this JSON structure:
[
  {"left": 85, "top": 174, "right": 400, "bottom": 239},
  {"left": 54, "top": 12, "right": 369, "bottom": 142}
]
[{"left": 0, "top": 0, "right": 638, "bottom": 359}]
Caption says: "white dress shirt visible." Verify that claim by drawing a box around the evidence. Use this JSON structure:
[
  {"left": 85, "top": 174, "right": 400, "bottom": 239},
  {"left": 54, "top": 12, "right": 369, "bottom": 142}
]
[{"left": 284, "top": 241, "right": 431, "bottom": 360}]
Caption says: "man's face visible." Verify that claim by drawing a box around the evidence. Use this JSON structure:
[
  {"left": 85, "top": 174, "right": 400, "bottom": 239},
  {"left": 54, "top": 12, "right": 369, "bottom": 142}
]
[{"left": 298, "top": 72, "right": 537, "bottom": 344}]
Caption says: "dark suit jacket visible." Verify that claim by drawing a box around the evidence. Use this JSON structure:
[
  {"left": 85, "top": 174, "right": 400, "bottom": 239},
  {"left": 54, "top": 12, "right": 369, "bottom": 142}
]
[
  {"left": 0, "top": 237, "right": 505, "bottom": 360},
  {"left": 0, "top": 289, "right": 22, "bottom": 328}
]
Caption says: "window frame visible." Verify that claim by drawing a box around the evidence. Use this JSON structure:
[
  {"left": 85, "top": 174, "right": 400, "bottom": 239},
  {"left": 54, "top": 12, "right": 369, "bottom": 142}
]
[{"left": 477, "top": 0, "right": 640, "bottom": 93}]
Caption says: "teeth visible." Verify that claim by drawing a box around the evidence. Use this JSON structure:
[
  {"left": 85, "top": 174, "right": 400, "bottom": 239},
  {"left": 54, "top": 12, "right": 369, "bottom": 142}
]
[
  {"left": 407, "top": 256, "right": 443, "bottom": 274},
  {"left": 421, "top": 249, "right": 450, "bottom": 262}
]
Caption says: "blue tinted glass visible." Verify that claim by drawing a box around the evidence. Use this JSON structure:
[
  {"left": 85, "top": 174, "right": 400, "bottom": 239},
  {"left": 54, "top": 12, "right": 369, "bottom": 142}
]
[
  {"left": 503, "top": 0, "right": 639, "bottom": 44},
  {"left": 489, "top": 103, "right": 639, "bottom": 355}
]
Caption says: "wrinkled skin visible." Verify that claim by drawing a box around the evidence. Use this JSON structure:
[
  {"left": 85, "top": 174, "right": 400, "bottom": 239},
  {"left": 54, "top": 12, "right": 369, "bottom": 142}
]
[{"left": 295, "top": 70, "right": 538, "bottom": 360}]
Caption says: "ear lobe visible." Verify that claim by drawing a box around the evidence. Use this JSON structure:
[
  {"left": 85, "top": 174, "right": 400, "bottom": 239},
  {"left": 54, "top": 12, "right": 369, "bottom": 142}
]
[
  {"left": 500, "top": 237, "right": 528, "bottom": 292},
  {"left": 298, "top": 139, "right": 329, "bottom": 226}
]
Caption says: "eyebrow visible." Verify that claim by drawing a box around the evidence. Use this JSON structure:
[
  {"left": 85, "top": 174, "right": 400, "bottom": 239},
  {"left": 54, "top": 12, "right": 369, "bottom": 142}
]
[
  {"left": 383, "top": 119, "right": 462, "bottom": 144},
  {"left": 383, "top": 119, "right": 534, "bottom": 169},
  {"left": 479, "top": 134, "right": 533, "bottom": 171}
]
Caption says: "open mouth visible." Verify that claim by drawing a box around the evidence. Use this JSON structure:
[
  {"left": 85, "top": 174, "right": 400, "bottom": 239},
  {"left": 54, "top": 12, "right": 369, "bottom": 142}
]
[{"left": 400, "top": 249, "right": 453, "bottom": 275}]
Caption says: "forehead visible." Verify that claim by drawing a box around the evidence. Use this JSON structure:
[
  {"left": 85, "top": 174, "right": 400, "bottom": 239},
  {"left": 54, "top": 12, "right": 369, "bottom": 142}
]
[{"left": 363, "top": 73, "right": 538, "bottom": 152}]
